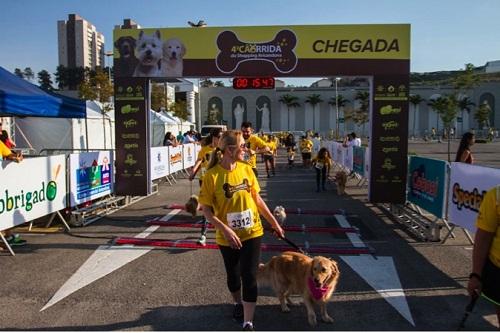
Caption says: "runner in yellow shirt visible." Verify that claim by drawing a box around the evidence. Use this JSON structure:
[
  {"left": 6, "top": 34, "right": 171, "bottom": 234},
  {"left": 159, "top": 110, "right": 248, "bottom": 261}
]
[
  {"left": 311, "top": 147, "right": 332, "bottom": 192},
  {"left": 263, "top": 135, "right": 277, "bottom": 178},
  {"left": 468, "top": 186, "right": 500, "bottom": 327},
  {"left": 189, "top": 128, "right": 223, "bottom": 245},
  {"left": 241, "top": 121, "right": 270, "bottom": 177},
  {"left": 299, "top": 136, "right": 313, "bottom": 168},
  {"left": 198, "top": 130, "right": 284, "bottom": 331}
]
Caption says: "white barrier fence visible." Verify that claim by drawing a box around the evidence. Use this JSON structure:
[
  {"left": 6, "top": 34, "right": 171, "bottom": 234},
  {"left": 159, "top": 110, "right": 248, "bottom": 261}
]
[{"left": 1, "top": 144, "right": 201, "bottom": 234}]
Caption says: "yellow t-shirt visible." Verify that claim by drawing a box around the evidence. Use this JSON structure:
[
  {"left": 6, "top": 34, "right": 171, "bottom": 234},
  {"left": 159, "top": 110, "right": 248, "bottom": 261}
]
[
  {"left": 243, "top": 135, "right": 269, "bottom": 168},
  {"left": 196, "top": 145, "right": 214, "bottom": 181},
  {"left": 312, "top": 156, "right": 332, "bottom": 169},
  {"left": 0, "top": 140, "right": 12, "bottom": 159},
  {"left": 475, "top": 186, "right": 500, "bottom": 268},
  {"left": 300, "top": 139, "right": 313, "bottom": 153},
  {"left": 198, "top": 161, "right": 263, "bottom": 246},
  {"left": 264, "top": 140, "right": 276, "bottom": 155}
]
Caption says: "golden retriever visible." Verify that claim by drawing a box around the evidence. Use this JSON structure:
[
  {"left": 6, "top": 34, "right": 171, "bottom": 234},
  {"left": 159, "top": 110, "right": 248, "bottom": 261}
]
[
  {"left": 162, "top": 38, "right": 185, "bottom": 77},
  {"left": 330, "top": 170, "right": 348, "bottom": 195},
  {"left": 258, "top": 251, "right": 340, "bottom": 326}
]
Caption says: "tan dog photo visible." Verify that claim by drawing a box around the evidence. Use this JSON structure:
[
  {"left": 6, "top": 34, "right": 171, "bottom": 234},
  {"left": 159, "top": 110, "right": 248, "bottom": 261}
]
[
  {"left": 258, "top": 251, "right": 340, "bottom": 326},
  {"left": 273, "top": 206, "right": 287, "bottom": 226},
  {"left": 330, "top": 170, "right": 348, "bottom": 195},
  {"left": 185, "top": 195, "right": 199, "bottom": 217},
  {"left": 162, "top": 38, "right": 185, "bottom": 77}
]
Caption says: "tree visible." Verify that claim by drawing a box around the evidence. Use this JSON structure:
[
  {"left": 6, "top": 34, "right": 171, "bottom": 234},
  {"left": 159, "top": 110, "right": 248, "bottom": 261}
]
[
  {"left": 37, "top": 70, "right": 54, "bottom": 91},
  {"left": 354, "top": 91, "right": 370, "bottom": 136},
  {"left": 150, "top": 83, "right": 169, "bottom": 111},
  {"left": 278, "top": 94, "right": 300, "bottom": 131},
  {"left": 409, "top": 94, "right": 425, "bottom": 138},
  {"left": 55, "top": 65, "right": 85, "bottom": 90},
  {"left": 305, "top": 94, "right": 323, "bottom": 132},
  {"left": 214, "top": 80, "right": 225, "bottom": 87},
  {"left": 170, "top": 100, "right": 191, "bottom": 130},
  {"left": 453, "top": 63, "right": 480, "bottom": 92},
  {"left": 431, "top": 94, "right": 458, "bottom": 161},
  {"left": 328, "top": 94, "right": 349, "bottom": 138},
  {"left": 474, "top": 101, "right": 491, "bottom": 130},
  {"left": 14, "top": 68, "right": 24, "bottom": 78},
  {"left": 457, "top": 96, "right": 475, "bottom": 135},
  {"left": 54, "top": 65, "right": 68, "bottom": 90},
  {"left": 23, "top": 67, "right": 35, "bottom": 82},
  {"left": 200, "top": 79, "right": 214, "bottom": 87}
]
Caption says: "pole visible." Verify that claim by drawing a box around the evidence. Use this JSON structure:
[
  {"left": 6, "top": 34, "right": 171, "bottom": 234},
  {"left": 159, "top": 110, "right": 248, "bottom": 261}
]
[
  {"left": 335, "top": 79, "right": 339, "bottom": 140},
  {"left": 197, "top": 79, "right": 202, "bottom": 132}
]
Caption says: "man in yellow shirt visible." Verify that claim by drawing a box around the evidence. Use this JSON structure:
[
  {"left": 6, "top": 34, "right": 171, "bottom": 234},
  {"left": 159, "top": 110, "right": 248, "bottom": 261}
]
[
  {"left": 299, "top": 135, "right": 313, "bottom": 168},
  {"left": 240, "top": 121, "right": 270, "bottom": 177},
  {"left": 467, "top": 185, "right": 500, "bottom": 328}
]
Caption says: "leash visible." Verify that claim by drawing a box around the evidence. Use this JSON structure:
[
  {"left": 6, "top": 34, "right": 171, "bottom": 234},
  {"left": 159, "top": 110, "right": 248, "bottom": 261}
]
[
  {"left": 458, "top": 294, "right": 479, "bottom": 330},
  {"left": 276, "top": 233, "right": 308, "bottom": 256}
]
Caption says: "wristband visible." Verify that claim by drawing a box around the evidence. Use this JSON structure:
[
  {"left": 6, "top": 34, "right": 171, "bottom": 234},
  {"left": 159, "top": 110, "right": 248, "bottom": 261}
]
[{"left": 468, "top": 272, "right": 481, "bottom": 281}]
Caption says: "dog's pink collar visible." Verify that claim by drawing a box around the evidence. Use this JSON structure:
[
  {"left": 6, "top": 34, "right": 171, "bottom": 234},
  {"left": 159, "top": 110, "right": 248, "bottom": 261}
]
[{"left": 308, "top": 277, "right": 329, "bottom": 300}]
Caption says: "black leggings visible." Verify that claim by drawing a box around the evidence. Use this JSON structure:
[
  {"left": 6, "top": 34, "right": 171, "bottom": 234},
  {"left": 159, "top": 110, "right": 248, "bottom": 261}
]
[
  {"left": 219, "top": 236, "right": 262, "bottom": 302},
  {"left": 315, "top": 166, "right": 327, "bottom": 188}
]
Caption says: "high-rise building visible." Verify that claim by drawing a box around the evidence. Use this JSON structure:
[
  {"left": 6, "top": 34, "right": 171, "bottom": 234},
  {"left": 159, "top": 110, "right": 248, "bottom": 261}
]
[{"left": 57, "top": 14, "right": 105, "bottom": 70}]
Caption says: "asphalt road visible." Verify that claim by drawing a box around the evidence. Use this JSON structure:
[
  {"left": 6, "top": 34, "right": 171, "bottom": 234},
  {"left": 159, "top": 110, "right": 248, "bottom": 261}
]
[{"left": 1, "top": 144, "right": 499, "bottom": 331}]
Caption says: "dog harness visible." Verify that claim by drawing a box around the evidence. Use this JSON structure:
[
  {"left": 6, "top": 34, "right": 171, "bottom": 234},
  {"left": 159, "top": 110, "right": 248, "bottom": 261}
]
[{"left": 307, "top": 277, "right": 330, "bottom": 300}]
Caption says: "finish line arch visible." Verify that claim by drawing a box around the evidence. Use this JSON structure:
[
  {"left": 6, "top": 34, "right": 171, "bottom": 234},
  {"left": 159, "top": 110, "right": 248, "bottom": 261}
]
[{"left": 113, "top": 24, "right": 410, "bottom": 203}]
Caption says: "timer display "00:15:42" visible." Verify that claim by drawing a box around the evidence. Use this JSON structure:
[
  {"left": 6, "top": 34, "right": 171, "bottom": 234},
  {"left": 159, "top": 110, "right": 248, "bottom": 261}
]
[{"left": 232, "top": 77, "right": 275, "bottom": 89}]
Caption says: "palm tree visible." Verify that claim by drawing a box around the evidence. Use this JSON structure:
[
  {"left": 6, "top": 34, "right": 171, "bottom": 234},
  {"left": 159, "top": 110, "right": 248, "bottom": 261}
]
[
  {"left": 278, "top": 94, "right": 300, "bottom": 131},
  {"left": 458, "top": 96, "right": 475, "bottom": 135},
  {"left": 409, "top": 94, "right": 425, "bottom": 138},
  {"left": 305, "top": 94, "right": 323, "bottom": 132},
  {"left": 354, "top": 91, "right": 370, "bottom": 136},
  {"left": 328, "top": 94, "right": 349, "bottom": 138}
]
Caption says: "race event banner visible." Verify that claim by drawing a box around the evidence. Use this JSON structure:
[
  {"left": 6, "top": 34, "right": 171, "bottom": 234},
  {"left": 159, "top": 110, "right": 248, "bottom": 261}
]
[
  {"left": 150, "top": 147, "right": 170, "bottom": 180},
  {"left": 182, "top": 143, "right": 196, "bottom": 169},
  {"left": 69, "top": 151, "right": 114, "bottom": 207},
  {"left": 407, "top": 156, "right": 447, "bottom": 219},
  {"left": 369, "top": 75, "right": 409, "bottom": 203},
  {"left": 448, "top": 162, "right": 500, "bottom": 233},
  {"left": 0, "top": 155, "right": 66, "bottom": 231},
  {"left": 114, "top": 77, "right": 151, "bottom": 196},
  {"left": 168, "top": 145, "right": 183, "bottom": 173},
  {"left": 113, "top": 24, "right": 410, "bottom": 78}
]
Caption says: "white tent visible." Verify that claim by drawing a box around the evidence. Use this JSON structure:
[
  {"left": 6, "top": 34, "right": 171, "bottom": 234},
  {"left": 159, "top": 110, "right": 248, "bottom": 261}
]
[
  {"left": 150, "top": 110, "right": 177, "bottom": 146},
  {"left": 15, "top": 101, "right": 114, "bottom": 154},
  {"left": 160, "top": 111, "right": 194, "bottom": 136}
]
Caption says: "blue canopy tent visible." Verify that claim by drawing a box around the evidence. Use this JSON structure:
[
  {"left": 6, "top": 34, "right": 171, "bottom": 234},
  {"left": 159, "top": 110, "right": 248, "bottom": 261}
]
[{"left": 0, "top": 66, "right": 86, "bottom": 118}]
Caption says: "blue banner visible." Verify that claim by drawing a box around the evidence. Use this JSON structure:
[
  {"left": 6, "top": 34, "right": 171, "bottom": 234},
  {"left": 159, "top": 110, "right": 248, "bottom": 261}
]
[
  {"left": 407, "top": 156, "right": 448, "bottom": 218},
  {"left": 352, "top": 146, "right": 365, "bottom": 176}
]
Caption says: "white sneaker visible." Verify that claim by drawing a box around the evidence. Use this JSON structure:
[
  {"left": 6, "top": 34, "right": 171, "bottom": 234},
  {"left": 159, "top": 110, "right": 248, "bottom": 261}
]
[{"left": 197, "top": 235, "right": 206, "bottom": 246}]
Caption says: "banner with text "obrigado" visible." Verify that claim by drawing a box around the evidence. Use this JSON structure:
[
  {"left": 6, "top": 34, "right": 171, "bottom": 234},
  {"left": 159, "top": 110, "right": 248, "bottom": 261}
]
[{"left": 113, "top": 24, "right": 410, "bottom": 78}]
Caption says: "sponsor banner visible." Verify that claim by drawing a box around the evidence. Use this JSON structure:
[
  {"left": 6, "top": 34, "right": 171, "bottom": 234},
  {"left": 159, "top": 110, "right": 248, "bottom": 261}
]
[
  {"left": 369, "top": 74, "right": 409, "bottom": 203},
  {"left": 182, "top": 143, "right": 196, "bottom": 169},
  {"left": 150, "top": 147, "right": 170, "bottom": 180},
  {"left": 113, "top": 24, "right": 410, "bottom": 78},
  {"left": 0, "top": 155, "right": 66, "bottom": 231},
  {"left": 168, "top": 145, "right": 183, "bottom": 173},
  {"left": 448, "top": 163, "right": 500, "bottom": 233},
  {"left": 114, "top": 77, "right": 151, "bottom": 196},
  {"left": 69, "top": 151, "right": 114, "bottom": 207},
  {"left": 352, "top": 146, "right": 365, "bottom": 176},
  {"left": 407, "top": 156, "right": 447, "bottom": 218}
]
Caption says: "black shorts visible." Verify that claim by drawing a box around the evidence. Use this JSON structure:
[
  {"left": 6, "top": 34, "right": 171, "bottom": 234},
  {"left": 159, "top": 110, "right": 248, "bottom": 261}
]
[
  {"left": 482, "top": 258, "right": 500, "bottom": 305},
  {"left": 301, "top": 152, "right": 311, "bottom": 160},
  {"left": 263, "top": 155, "right": 274, "bottom": 162}
]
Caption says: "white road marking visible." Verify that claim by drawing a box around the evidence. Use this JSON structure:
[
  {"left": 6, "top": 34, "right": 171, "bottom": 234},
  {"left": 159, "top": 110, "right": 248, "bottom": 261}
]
[
  {"left": 40, "top": 209, "right": 181, "bottom": 311},
  {"left": 335, "top": 214, "right": 415, "bottom": 326}
]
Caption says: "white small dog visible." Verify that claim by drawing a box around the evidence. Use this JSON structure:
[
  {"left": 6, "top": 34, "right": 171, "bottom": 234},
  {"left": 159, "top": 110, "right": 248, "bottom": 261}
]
[
  {"left": 273, "top": 206, "right": 287, "bottom": 226},
  {"left": 162, "top": 38, "right": 186, "bottom": 77},
  {"left": 133, "top": 30, "right": 163, "bottom": 77}
]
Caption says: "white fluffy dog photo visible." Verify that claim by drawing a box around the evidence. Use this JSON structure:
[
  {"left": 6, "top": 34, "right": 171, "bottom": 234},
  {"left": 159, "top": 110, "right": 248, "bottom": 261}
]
[
  {"left": 162, "top": 38, "right": 186, "bottom": 77},
  {"left": 133, "top": 30, "right": 163, "bottom": 77}
]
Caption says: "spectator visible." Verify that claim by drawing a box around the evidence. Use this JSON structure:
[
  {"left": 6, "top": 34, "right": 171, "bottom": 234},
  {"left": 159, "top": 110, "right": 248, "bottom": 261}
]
[
  {"left": 351, "top": 132, "right": 362, "bottom": 146},
  {"left": 342, "top": 133, "right": 353, "bottom": 147},
  {"left": 162, "top": 132, "right": 177, "bottom": 146},
  {"left": 176, "top": 131, "right": 184, "bottom": 143},
  {"left": 198, "top": 130, "right": 284, "bottom": 331},
  {"left": 467, "top": 185, "right": 500, "bottom": 329},
  {"left": 0, "top": 139, "right": 23, "bottom": 163},
  {"left": 240, "top": 121, "right": 270, "bottom": 177},
  {"left": 183, "top": 130, "right": 196, "bottom": 144},
  {"left": 455, "top": 132, "right": 475, "bottom": 164},
  {"left": 0, "top": 126, "right": 16, "bottom": 149},
  {"left": 311, "top": 132, "right": 321, "bottom": 159}
]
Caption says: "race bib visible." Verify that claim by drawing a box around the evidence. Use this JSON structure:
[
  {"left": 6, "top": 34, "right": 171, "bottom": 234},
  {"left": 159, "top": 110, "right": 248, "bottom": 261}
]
[
  {"left": 315, "top": 162, "right": 324, "bottom": 169},
  {"left": 200, "top": 166, "right": 207, "bottom": 177},
  {"left": 227, "top": 209, "right": 254, "bottom": 230}
]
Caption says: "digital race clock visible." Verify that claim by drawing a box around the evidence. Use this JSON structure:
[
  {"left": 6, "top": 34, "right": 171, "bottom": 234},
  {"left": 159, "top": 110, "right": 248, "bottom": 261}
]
[{"left": 232, "top": 77, "right": 275, "bottom": 90}]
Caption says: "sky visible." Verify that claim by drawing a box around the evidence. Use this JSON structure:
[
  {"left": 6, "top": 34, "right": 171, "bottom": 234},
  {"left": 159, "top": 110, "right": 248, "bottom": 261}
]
[{"left": 1, "top": 0, "right": 499, "bottom": 87}]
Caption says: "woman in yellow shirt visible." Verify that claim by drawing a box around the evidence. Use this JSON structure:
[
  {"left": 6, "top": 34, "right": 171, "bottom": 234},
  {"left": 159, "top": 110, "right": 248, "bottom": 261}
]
[
  {"left": 311, "top": 147, "right": 332, "bottom": 192},
  {"left": 199, "top": 130, "right": 284, "bottom": 331}
]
